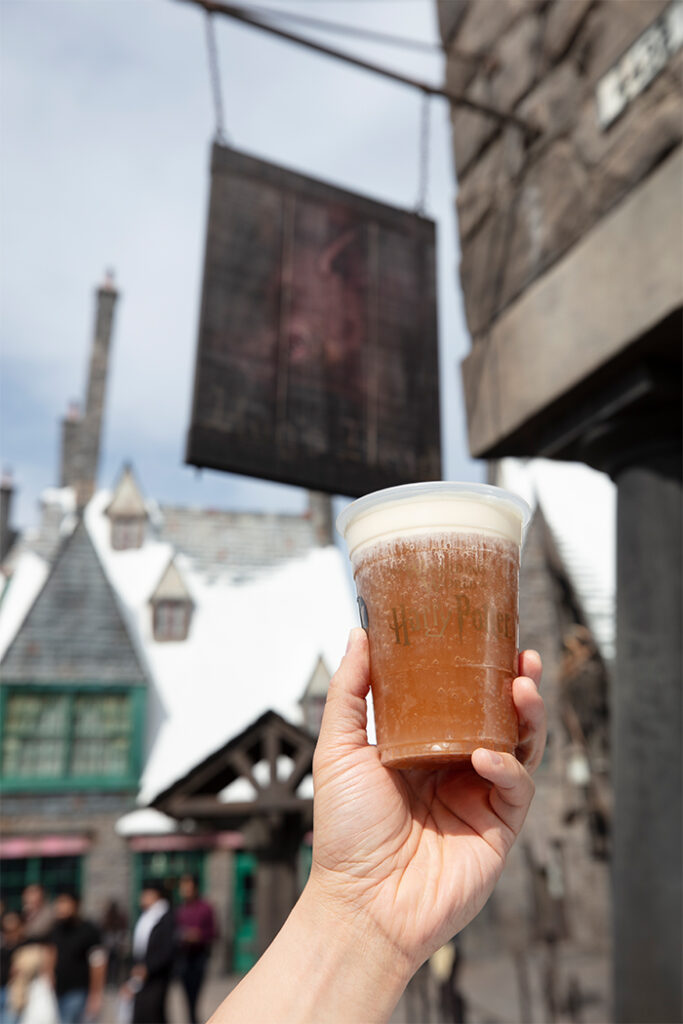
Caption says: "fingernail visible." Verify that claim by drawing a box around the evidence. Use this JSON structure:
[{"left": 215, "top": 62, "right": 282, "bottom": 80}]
[
  {"left": 345, "top": 630, "right": 355, "bottom": 654},
  {"left": 488, "top": 751, "right": 503, "bottom": 767}
]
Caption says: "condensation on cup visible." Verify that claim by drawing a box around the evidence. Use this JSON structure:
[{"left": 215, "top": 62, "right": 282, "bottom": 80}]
[{"left": 336, "top": 482, "right": 531, "bottom": 771}]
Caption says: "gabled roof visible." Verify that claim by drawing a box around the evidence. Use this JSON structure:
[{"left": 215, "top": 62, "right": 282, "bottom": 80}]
[
  {"left": 154, "top": 710, "right": 314, "bottom": 804},
  {"left": 149, "top": 558, "right": 193, "bottom": 604},
  {"left": 0, "top": 517, "right": 147, "bottom": 684},
  {"left": 301, "top": 655, "right": 331, "bottom": 701},
  {"left": 153, "top": 710, "right": 316, "bottom": 828},
  {"left": 105, "top": 465, "right": 147, "bottom": 519}
]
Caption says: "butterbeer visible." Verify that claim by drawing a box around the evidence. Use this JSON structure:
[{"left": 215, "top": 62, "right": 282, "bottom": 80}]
[{"left": 337, "top": 483, "right": 530, "bottom": 770}]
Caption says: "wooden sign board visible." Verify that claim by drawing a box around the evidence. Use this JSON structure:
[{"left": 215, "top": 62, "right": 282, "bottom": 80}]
[{"left": 186, "top": 144, "right": 441, "bottom": 497}]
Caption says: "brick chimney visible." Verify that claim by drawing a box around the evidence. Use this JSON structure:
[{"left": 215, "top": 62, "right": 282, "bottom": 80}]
[
  {"left": 60, "top": 271, "right": 119, "bottom": 506},
  {"left": 0, "top": 469, "right": 18, "bottom": 563},
  {"left": 59, "top": 399, "right": 82, "bottom": 489}
]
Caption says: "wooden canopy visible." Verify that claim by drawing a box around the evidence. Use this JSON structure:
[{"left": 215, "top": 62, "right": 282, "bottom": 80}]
[{"left": 152, "top": 710, "right": 316, "bottom": 832}]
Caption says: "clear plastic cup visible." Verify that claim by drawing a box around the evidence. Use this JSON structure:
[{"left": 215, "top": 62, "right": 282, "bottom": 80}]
[{"left": 337, "top": 482, "right": 531, "bottom": 770}]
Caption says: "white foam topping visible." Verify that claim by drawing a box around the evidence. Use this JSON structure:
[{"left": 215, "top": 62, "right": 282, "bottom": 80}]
[{"left": 336, "top": 482, "right": 531, "bottom": 562}]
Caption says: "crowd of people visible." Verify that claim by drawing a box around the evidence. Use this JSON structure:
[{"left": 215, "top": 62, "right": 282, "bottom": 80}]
[{"left": 0, "top": 875, "right": 217, "bottom": 1024}]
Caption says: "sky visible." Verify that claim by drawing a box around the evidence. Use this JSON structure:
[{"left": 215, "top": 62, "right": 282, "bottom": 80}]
[{"left": 0, "top": 0, "right": 482, "bottom": 531}]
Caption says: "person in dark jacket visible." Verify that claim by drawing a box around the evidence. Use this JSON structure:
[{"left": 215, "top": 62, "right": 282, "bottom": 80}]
[{"left": 125, "top": 881, "right": 175, "bottom": 1024}]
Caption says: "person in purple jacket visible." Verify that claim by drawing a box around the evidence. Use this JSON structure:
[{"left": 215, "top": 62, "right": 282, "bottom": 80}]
[{"left": 175, "top": 874, "right": 217, "bottom": 1024}]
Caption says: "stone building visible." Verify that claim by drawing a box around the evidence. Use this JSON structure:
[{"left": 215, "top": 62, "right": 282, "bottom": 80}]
[
  {"left": 0, "top": 279, "right": 356, "bottom": 973},
  {"left": 437, "top": 2, "right": 682, "bottom": 1020}
]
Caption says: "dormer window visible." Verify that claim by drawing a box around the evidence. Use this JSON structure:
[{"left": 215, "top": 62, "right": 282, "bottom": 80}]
[
  {"left": 150, "top": 557, "right": 193, "bottom": 643},
  {"left": 105, "top": 464, "right": 148, "bottom": 552},
  {"left": 153, "top": 599, "right": 192, "bottom": 642},
  {"left": 112, "top": 517, "right": 145, "bottom": 551}
]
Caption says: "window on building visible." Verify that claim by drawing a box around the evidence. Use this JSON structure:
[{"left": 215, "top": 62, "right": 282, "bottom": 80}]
[
  {"left": 111, "top": 517, "right": 145, "bottom": 551},
  {"left": 152, "top": 600, "right": 192, "bottom": 642},
  {"left": 0, "top": 856, "right": 82, "bottom": 912},
  {"left": 1, "top": 688, "right": 143, "bottom": 790}
]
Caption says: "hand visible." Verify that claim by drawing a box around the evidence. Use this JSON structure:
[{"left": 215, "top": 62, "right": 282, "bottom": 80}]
[{"left": 309, "top": 628, "right": 546, "bottom": 977}]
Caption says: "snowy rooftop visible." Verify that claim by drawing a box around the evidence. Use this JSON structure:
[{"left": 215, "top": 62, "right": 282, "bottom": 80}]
[
  {"left": 498, "top": 458, "right": 616, "bottom": 661},
  {"left": 0, "top": 485, "right": 357, "bottom": 815},
  {"left": 0, "top": 550, "right": 50, "bottom": 663}
]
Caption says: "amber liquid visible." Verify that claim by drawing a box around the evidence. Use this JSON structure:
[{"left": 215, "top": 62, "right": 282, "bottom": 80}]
[{"left": 354, "top": 531, "right": 519, "bottom": 770}]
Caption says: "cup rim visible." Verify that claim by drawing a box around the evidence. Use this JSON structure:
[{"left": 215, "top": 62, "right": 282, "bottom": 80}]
[{"left": 336, "top": 480, "right": 532, "bottom": 540}]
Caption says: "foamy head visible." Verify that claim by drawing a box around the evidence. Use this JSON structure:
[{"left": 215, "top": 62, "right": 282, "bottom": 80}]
[{"left": 336, "top": 482, "right": 531, "bottom": 564}]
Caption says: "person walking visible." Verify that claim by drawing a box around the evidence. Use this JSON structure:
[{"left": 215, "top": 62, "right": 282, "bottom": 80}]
[
  {"left": 47, "top": 890, "right": 106, "bottom": 1024},
  {"left": 100, "top": 901, "right": 128, "bottom": 989},
  {"left": 175, "top": 875, "right": 217, "bottom": 1024},
  {"left": 125, "top": 881, "right": 174, "bottom": 1024}
]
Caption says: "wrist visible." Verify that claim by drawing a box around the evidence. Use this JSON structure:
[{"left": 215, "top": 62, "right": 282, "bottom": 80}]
[{"left": 291, "top": 874, "right": 416, "bottom": 1020}]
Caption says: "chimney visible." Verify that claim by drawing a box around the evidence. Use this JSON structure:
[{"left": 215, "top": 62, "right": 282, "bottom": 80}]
[
  {"left": 72, "top": 271, "right": 119, "bottom": 506},
  {"left": 60, "top": 400, "right": 82, "bottom": 488},
  {"left": 0, "top": 469, "right": 17, "bottom": 563}
]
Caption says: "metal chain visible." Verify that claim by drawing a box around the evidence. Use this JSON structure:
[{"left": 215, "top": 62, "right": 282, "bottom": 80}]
[
  {"left": 416, "top": 89, "right": 431, "bottom": 216},
  {"left": 205, "top": 12, "right": 228, "bottom": 144}
]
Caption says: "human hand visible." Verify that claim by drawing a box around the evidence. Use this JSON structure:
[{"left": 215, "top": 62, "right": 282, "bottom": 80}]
[{"left": 308, "top": 628, "right": 546, "bottom": 978}]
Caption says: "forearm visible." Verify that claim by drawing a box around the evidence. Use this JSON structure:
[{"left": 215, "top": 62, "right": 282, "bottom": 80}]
[{"left": 209, "top": 879, "right": 415, "bottom": 1024}]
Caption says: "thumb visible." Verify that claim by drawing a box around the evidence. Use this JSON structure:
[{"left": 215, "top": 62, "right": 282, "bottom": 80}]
[{"left": 317, "top": 628, "right": 371, "bottom": 752}]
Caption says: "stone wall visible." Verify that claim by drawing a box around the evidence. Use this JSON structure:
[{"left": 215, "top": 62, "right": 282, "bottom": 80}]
[
  {"left": 455, "top": 505, "right": 611, "bottom": 1021},
  {"left": 438, "top": 0, "right": 682, "bottom": 342}
]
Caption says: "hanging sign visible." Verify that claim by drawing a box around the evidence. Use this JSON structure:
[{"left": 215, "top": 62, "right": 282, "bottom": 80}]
[{"left": 186, "top": 144, "right": 441, "bottom": 497}]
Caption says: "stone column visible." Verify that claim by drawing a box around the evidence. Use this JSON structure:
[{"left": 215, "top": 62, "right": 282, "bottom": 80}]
[{"left": 612, "top": 451, "right": 682, "bottom": 1023}]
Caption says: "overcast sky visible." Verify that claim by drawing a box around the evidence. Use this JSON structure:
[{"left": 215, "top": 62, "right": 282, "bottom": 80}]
[{"left": 1, "top": 0, "right": 482, "bottom": 530}]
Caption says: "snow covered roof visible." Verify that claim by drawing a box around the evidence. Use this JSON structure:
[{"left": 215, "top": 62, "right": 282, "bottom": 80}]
[
  {"left": 115, "top": 808, "right": 178, "bottom": 837},
  {"left": 84, "top": 491, "right": 356, "bottom": 805},
  {"left": 497, "top": 458, "right": 616, "bottom": 661},
  {"left": 0, "top": 480, "right": 357, "bottom": 815},
  {"left": 0, "top": 550, "right": 50, "bottom": 662},
  {"left": 40, "top": 487, "right": 76, "bottom": 513}
]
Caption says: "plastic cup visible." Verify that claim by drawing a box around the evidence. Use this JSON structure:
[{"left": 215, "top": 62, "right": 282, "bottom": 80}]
[{"left": 336, "top": 482, "right": 531, "bottom": 770}]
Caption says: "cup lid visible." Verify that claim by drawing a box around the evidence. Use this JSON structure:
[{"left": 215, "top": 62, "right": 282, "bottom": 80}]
[{"left": 336, "top": 481, "right": 532, "bottom": 555}]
